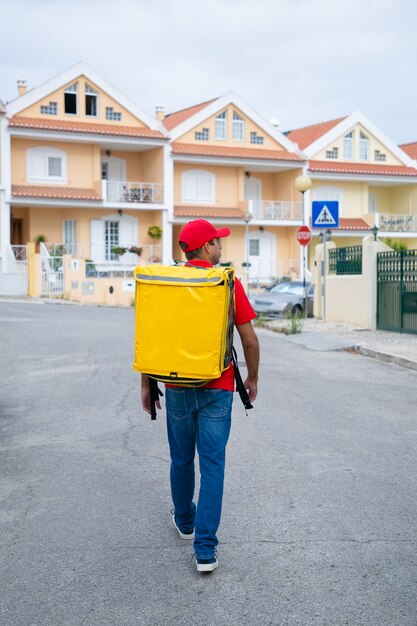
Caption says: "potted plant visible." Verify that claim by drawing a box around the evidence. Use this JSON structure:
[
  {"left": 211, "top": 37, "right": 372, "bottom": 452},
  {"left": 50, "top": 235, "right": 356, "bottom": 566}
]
[
  {"left": 148, "top": 225, "right": 162, "bottom": 239},
  {"left": 35, "top": 234, "right": 46, "bottom": 253}
]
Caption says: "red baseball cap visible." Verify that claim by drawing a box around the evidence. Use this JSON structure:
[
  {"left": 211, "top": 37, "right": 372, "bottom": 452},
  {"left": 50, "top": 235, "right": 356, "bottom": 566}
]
[{"left": 178, "top": 219, "right": 231, "bottom": 252}]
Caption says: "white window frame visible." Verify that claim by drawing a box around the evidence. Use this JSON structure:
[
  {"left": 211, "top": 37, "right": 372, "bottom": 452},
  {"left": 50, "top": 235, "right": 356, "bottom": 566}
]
[
  {"left": 105, "top": 107, "right": 122, "bottom": 121},
  {"left": 195, "top": 128, "right": 210, "bottom": 141},
  {"left": 343, "top": 132, "right": 353, "bottom": 160},
  {"left": 63, "top": 219, "right": 77, "bottom": 253},
  {"left": 85, "top": 83, "right": 99, "bottom": 118},
  {"left": 359, "top": 131, "right": 369, "bottom": 161},
  {"left": 325, "top": 146, "right": 338, "bottom": 159},
  {"left": 182, "top": 169, "right": 215, "bottom": 204},
  {"left": 40, "top": 101, "right": 58, "bottom": 115},
  {"left": 313, "top": 185, "right": 343, "bottom": 216},
  {"left": 233, "top": 111, "right": 244, "bottom": 142},
  {"left": 215, "top": 111, "right": 227, "bottom": 140},
  {"left": 250, "top": 132, "right": 264, "bottom": 145},
  {"left": 374, "top": 149, "right": 386, "bottom": 162},
  {"left": 64, "top": 82, "right": 78, "bottom": 116},
  {"left": 27, "top": 147, "right": 67, "bottom": 184}
]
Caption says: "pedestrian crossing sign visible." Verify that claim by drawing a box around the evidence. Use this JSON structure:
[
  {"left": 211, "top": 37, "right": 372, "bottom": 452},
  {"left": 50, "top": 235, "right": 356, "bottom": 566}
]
[{"left": 312, "top": 201, "right": 339, "bottom": 228}]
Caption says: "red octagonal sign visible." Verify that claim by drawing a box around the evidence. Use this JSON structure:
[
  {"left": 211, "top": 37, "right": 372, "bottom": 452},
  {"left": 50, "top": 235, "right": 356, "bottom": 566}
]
[{"left": 296, "top": 225, "right": 312, "bottom": 246}]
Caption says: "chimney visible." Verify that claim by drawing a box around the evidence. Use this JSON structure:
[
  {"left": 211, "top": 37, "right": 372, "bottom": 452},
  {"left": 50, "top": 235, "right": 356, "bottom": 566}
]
[
  {"left": 17, "top": 79, "right": 27, "bottom": 97},
  {"left": 155, "top": 104, "right": 165, "bottom": 121}
]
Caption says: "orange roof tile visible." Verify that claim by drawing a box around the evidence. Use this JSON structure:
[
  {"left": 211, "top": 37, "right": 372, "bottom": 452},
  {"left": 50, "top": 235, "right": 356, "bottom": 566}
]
[
  {"left": 174, "top": 206, "right": 244, "bottom": 219},
  {"left": 163, "top": 99, "right": 218, "bottom": 130},
  {"left": 399, "top": 142, "right": 417, "bottom": 160},
  {"left": 308, "top": 160, "right": 417, "bottom": 177},
  {"left": 171, "top": 142, "right": 302, "bottom": 162},
  {"left": 309, "top": 217, "right": 371, "bottom": 231},
  {"left": 12, "top": 185, "right": 101, "bottom": 200},
  {"left": 285, "top": 117, "right": 347, "bottom": 150},
  {"left": 8, "top": 116, "right": 165, "bottom": 139}
]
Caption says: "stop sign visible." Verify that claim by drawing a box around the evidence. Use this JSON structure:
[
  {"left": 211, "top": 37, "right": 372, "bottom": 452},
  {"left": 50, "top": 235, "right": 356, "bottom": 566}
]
[{"left": 296, "top": 225, "right": 312, "bottom": 246}]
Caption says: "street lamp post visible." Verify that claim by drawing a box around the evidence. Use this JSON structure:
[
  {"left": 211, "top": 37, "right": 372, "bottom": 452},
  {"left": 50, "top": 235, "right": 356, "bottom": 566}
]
[
  {"left": 294, "top": 175, "right": 312, "bottom": 316},
  {"left": 242, "top": 210, "right": 253, "bottom": 292}
]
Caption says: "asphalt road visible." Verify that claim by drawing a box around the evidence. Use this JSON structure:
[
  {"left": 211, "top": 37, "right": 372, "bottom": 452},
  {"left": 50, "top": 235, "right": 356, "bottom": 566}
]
[{"left": 1, "top": 301, "right": 417, "bottom": 626}]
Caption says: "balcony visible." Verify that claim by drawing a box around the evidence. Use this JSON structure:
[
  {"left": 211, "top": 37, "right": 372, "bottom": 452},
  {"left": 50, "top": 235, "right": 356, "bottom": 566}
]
[
  {"left": 376, "top": 213, "right": 417, "bottom": 232},
  {"left": 248, "top": 200, "right": 302, "bottom": 221},
  {"left": 102, "top": 180, "right": 164, "bottom": 204}
]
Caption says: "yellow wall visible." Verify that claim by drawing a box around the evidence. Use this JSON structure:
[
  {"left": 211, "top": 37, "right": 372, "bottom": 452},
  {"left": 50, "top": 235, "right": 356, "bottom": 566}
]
[
  {"left": 18, "top": 206, "right": 163, "bottom": 254},
  {"left": 313, "top": 123, "right": 403, "bottom": 165},
  {"left": 16, "top": 75, "right": 147, "bottom": 128},
  {"left": 177, "top": 105, "right": 287, "bottom": 150},
  {"left": 174, "top": 164, "right": 304, "bottom": 206},
  {"left": 12, "top": 138, "right": 100, "bottom": 188}
]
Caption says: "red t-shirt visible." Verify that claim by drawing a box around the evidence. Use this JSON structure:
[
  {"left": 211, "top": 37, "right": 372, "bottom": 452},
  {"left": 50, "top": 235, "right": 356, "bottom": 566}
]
[{"left": 166, "top": 260, "right": 256, "bottom": 392}]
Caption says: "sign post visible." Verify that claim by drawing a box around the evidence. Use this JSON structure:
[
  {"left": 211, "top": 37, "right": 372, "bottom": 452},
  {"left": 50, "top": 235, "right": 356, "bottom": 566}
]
[
  {"left": 296, "top": 226, "right": 312, "bottom": 316},
  {"left": 311, "top": 201, "right": 339, "bottom": 321}
]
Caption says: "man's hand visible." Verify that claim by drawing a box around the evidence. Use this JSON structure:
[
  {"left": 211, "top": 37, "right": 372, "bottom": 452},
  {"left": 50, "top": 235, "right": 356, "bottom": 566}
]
[
  {"left": 141, "top": 374, "right": 161, "bottom": 416},
  {"left": 243, "top": 377, "right": 258, "bottom": 403}
]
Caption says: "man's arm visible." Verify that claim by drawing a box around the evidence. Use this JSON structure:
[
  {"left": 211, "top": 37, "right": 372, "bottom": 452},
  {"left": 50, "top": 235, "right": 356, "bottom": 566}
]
[
  {"left": 141, "top": 373, "right": 161, "bottom": 416},
  {"left": 236, "top": 321, "right": 260, "bottom": 403}
]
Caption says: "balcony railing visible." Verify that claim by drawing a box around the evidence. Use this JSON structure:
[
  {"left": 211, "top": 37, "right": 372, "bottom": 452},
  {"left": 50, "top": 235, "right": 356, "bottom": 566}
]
[
  {"left": 249, "top": 200, "right": 302, "bottom": 221},
  {"left": 377, "top": 213, "right": 417, "bottom": 232},
  {"left": 103, "top": 180, "right": 164, "bottom": 204}
]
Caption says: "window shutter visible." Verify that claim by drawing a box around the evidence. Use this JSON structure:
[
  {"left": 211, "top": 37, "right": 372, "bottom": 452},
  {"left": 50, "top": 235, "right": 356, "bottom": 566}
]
[
  {"left": 90, "top": 220, "right": 105, "bottom": 262},
  {"left": 30, "top": 153, "right": 46, "bottom": 179},
  {"left": 119, "top": 217, "right": 138, "bottom": 264}
]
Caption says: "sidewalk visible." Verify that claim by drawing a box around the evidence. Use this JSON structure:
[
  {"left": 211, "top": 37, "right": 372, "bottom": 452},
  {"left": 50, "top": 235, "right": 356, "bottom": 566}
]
[{"left": 262, "top": 317, "right": 417, "bottom": 372}]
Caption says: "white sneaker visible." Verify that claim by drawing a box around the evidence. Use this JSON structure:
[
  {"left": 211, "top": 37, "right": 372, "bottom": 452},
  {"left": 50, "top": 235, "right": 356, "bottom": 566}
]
[
  {"left": 195, "top": 556, "right": 218, "bottom": 573},
  {"left": 172, "top": 513, "right": 195, "bottom": 540}
]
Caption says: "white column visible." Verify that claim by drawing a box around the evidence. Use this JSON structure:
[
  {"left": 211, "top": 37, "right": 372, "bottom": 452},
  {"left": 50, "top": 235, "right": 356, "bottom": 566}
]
[
  {"left": 0, "top": 119, "right": 11, "bottom": 263},
  {"left": 162, "top": 143, "right": 174, "bottom": 263}
]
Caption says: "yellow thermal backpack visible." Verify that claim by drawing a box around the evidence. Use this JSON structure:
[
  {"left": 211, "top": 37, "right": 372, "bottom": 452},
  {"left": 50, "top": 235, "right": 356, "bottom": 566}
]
[{"left": 133, "top": 263, "right": 252, "bottom": 418}]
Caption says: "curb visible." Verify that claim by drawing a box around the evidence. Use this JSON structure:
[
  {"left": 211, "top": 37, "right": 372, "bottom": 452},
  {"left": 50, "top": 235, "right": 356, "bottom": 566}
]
[{"left": 350, "top": 346, "right": 417, "bottom": 373}]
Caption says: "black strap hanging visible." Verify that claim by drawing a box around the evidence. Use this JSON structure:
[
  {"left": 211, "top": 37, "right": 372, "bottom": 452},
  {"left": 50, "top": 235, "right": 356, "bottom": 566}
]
[
  {"left": 232, "top": 346, "right": 253, "bottom": 412},
  {"left": 149, "top": 378, "right": 163, "bottom": 420}
]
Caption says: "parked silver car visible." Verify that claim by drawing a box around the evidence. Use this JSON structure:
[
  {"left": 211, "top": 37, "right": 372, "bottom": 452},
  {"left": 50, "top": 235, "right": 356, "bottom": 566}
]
[{"left": 250, "top": 281, "right": 314, "bottom": 317}]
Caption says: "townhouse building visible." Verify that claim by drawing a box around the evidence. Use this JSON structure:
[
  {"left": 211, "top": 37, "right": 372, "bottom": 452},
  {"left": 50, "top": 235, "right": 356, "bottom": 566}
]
[
  {"left": 162, "top": 93, "right": 308, "bottom": 282},
  {"left": 0, "top": 63, "right": 172, "bottom": 297},
  {"left": 286, "top": 113, "right": 417, "bottom": 249}
]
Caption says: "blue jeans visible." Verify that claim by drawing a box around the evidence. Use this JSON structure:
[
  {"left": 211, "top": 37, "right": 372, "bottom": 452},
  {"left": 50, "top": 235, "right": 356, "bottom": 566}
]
[{"left": 165, "top": 387, "right": 233, "bottom": 559}]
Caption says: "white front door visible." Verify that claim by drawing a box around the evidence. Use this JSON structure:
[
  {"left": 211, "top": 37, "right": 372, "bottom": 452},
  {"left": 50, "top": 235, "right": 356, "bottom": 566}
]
[
  {"left": 248, "top": 231, "right": 275, "bottom": 282},
  {"left": 102, "top": 156, "right": 126, "bottom": 202}
]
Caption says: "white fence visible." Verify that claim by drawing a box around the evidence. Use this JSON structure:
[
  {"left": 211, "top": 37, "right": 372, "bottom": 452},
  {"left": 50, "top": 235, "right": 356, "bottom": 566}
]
[
  {"left": 249, "top": 200, "right": 303, "bottom": 221},
  {"left": 0, "top": 245, "right": 28, "bottom": 296}
]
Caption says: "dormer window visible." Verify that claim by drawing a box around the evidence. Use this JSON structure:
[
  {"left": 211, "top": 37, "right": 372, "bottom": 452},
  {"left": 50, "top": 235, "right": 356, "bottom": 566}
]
[
  {"left": 215, "top": 111, "right": 227, "bottom": 140},
  {"left": 343, "top": 132, "right": 353, "bottom": 159},
  {"left": 64, "top": 82, "right": 78, "bottom": 115},
  {"left": 232, "top": 112, "right": 244, "bottom": 141},
  {"left": 85, "top": 84, "right": 98, "bottom": 117},
  {"left": 359, "top": 132, "right": 369, "bottom": 160},
  {"left": 325, "top": 147, "right": 338, "bottom": 159}
]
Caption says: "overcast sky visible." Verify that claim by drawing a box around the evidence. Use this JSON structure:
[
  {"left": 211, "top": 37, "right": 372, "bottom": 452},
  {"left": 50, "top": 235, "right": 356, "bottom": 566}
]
[{"left": 1, "top": 0, "right": 416, "bottom": 144}]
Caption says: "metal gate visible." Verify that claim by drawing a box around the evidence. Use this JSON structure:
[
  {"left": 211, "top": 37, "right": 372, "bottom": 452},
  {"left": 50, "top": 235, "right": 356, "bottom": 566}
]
[
  {"left": 40, "top": 243, "right": 64, "bottom": 296},
  {"left": 0, "top": 245, "right": 28, "bottom": 296},
  {"left": 377, "top": 250, "right": 417, "bottom": 334}
]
